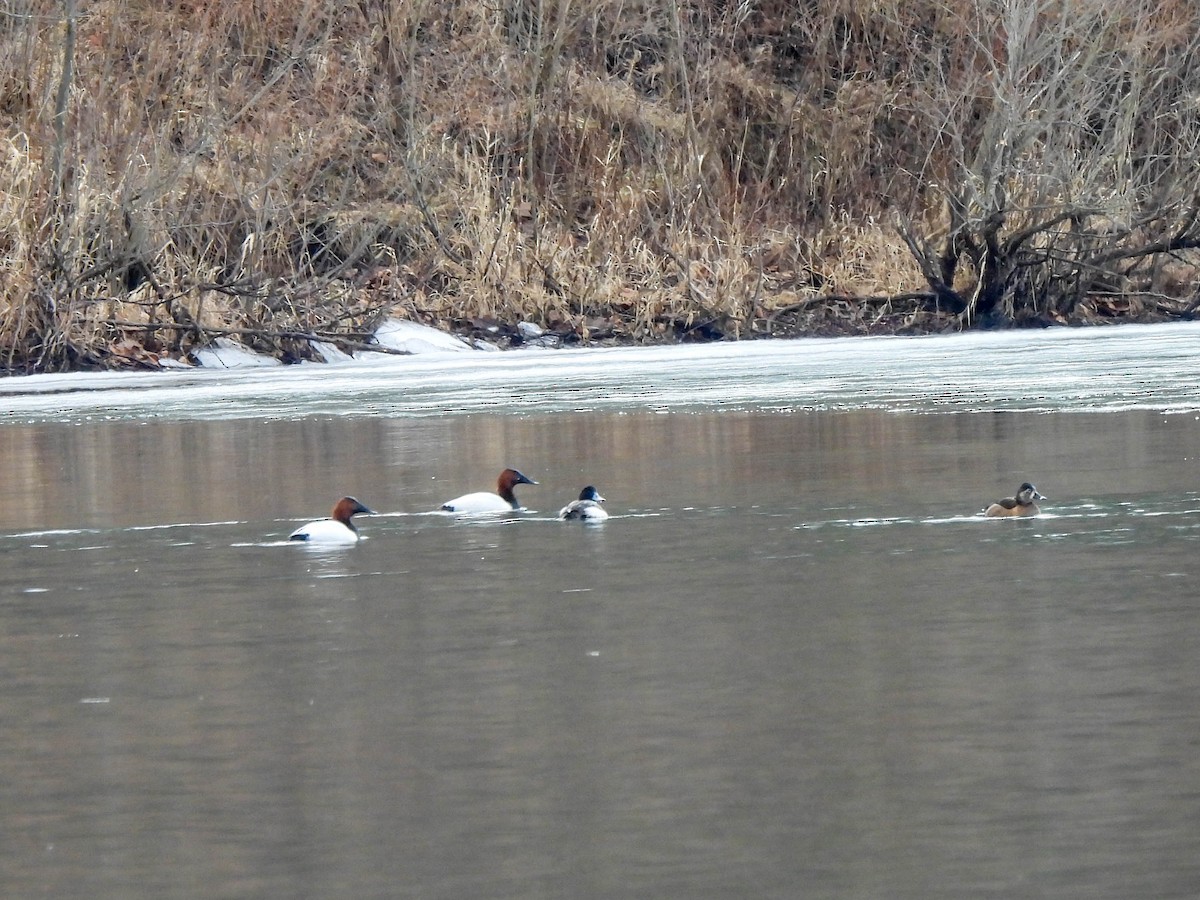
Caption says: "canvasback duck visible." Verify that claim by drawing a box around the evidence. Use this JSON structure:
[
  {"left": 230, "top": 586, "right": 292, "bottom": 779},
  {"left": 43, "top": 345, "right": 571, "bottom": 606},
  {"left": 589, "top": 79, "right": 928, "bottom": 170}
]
[
  {"left": 440, "top": 468, "right": 538, "bottom": 513},
  {"left": 289, "top": 496, "right": 374, "bottom": 542},
  {"left": 559, "top": 485, "right": 609, "bottom": 522},
  {"left": 984, "top": 482, "right": 1045, "bottom": 517}
]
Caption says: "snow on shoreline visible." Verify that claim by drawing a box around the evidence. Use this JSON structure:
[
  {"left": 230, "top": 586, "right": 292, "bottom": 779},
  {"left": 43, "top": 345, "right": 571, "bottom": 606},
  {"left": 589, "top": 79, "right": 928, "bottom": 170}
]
[
  {"left": 370, "top": 319, "right": 475, "bottom": 355},
  {"left": 191, "top": 319, "right": 476, "bottom": 369}
]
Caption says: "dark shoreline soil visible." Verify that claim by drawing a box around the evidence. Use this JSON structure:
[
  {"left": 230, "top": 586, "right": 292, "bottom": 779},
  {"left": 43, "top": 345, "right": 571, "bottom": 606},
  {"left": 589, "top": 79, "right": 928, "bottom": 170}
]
[
  {"left": 443, "top": 298, "right": 1186, "bottom": 353},
  {"left": 3, "top": 295, "right": 1188, "bottom": 376}
]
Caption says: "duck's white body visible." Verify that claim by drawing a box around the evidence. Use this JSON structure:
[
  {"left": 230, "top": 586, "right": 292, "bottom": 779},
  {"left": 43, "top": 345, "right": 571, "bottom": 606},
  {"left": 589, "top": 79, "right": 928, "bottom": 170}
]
[
  {"left": 441, "top": 491, "right": 520, "bottom": 514},
  {"left": 289, "top": 518, "right": 361, "bottom": 543},
  {"left": 559, "top": 501, "right": 609, "bottom": 522}
]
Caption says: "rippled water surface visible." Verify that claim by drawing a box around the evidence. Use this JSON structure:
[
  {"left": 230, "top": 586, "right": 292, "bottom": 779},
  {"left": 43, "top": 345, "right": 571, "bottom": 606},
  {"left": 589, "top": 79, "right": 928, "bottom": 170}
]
[{"left": 3, "top": 323, "right": 1200, "bottom": 899}]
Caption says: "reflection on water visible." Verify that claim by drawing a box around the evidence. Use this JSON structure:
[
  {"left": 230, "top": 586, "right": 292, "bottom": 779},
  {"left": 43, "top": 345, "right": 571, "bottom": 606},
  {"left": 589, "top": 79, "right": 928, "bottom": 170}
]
[
  {"left": 4, "top": 331, "right": 1200, "bottom": 897},
  {"left": 0, "top": 409, "right": 1196, "bottom": 532}
]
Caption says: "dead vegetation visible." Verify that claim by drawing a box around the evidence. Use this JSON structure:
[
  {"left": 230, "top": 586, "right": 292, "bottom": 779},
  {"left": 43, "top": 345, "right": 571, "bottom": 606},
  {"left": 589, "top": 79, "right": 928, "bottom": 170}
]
[{"left": 1, "top": 0, "right": 1199, "bottom": 372}]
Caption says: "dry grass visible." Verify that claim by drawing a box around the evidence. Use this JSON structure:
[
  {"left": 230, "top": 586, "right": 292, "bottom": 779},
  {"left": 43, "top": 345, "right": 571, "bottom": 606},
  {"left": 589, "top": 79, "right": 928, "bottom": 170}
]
[{"left": 0, "top": 0, "right": 1197, "bottom": 371}]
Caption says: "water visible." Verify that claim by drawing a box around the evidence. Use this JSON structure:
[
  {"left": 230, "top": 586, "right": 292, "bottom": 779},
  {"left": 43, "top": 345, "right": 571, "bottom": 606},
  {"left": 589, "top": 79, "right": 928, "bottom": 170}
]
[{"left": 3, "top": 323, "right": 1200, "bottom": 898}]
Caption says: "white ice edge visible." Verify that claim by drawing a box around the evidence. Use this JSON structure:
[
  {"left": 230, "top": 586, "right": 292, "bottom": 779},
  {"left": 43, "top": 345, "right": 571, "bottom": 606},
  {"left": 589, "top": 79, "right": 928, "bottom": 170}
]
[{"left": 2, "top": 319, "right": 1200, "bottom": 422}]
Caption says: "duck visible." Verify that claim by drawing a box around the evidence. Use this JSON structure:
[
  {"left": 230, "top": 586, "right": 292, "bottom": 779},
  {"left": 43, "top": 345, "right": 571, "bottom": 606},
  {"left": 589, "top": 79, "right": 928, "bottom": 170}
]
[
  {"left": 440, "top": 468, "right": 538, "bottom": 513},
  {"left": 984, "top": 482, "right": 1045, "bottom": 517},
  {"left": 289, "top": 496, "right": 374, "bottom": 542},
  {"left": 559, "top": 485, "right": 609, "bottom": 522}
]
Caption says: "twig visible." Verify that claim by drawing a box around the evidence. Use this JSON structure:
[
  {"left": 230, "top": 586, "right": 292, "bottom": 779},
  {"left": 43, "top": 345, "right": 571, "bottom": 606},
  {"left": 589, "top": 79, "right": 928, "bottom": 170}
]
[
  {"left": 766, "top": 292, "right": 942, "bottom": 322},
  {"left": 98, "top": 320, "right": 412, "bottom": 355}
]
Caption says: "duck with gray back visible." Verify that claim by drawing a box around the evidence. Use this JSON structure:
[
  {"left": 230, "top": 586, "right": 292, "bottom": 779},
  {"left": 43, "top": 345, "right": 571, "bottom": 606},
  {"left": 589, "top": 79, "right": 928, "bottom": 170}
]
[
  {"left": 559, "top": 485, "right": 609, "bottom": 522},
  {"left": 984, "top": 483, "right": 1045, "bottom": 517}
]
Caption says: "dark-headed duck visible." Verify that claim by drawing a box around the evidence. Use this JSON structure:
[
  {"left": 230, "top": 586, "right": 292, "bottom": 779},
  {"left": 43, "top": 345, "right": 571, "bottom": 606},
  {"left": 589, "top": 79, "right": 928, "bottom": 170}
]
[
  {"left": 558, "top": 485, "right": 609, "bottom": 522},
  {"left": 984, "top": 483, "right": 1045, "bottom": 517}
]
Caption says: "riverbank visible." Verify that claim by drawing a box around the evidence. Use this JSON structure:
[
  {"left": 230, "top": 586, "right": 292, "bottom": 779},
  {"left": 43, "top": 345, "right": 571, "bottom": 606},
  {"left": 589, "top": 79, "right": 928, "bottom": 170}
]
[
  {"left": 3, "top": 2, "right": 1198, "bottom": 374},
  {"left": 49, "top": 288, "right": 1191, "bottom": 374}
]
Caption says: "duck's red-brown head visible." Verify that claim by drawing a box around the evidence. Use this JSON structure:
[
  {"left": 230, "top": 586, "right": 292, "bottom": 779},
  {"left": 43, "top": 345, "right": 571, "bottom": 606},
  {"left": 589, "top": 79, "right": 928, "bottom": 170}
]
[
  {"left": 331, "top": 496, "right": 374, "bottom": 530},
  {"left": 496, "top": 469, "right": 537, "bottom": 505}
]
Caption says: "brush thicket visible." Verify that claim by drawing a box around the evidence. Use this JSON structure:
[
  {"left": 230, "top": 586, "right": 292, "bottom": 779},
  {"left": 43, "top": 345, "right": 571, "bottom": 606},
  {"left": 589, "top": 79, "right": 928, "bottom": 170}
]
[{"left": 2, "top": 0, "right": 1197, "bottom": 370}]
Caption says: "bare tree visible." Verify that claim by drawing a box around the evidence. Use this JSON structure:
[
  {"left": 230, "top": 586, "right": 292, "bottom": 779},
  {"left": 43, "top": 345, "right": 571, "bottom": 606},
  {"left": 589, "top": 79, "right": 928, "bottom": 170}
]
[{"left": 898, "top": 0, "right": 1200, "bottom": 324}]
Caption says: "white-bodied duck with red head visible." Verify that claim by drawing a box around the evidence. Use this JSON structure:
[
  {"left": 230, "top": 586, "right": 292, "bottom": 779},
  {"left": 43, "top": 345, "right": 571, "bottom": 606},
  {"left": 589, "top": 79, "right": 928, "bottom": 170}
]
[
  {"left": 440, "top": 468, "right": 538, "bottom": 513},
  {"left": 289, "top": 496, "right": 374, "bottom": 542}
]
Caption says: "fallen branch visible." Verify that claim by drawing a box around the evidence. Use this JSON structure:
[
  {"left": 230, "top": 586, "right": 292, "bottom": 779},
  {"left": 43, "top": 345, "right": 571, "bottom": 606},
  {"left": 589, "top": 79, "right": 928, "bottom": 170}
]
[
  {"left": 98, "top": 320, "right": 412, "bottom": 356},
  {"left": 766, "top": 291, "right": 946, "bottom": 322}
]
